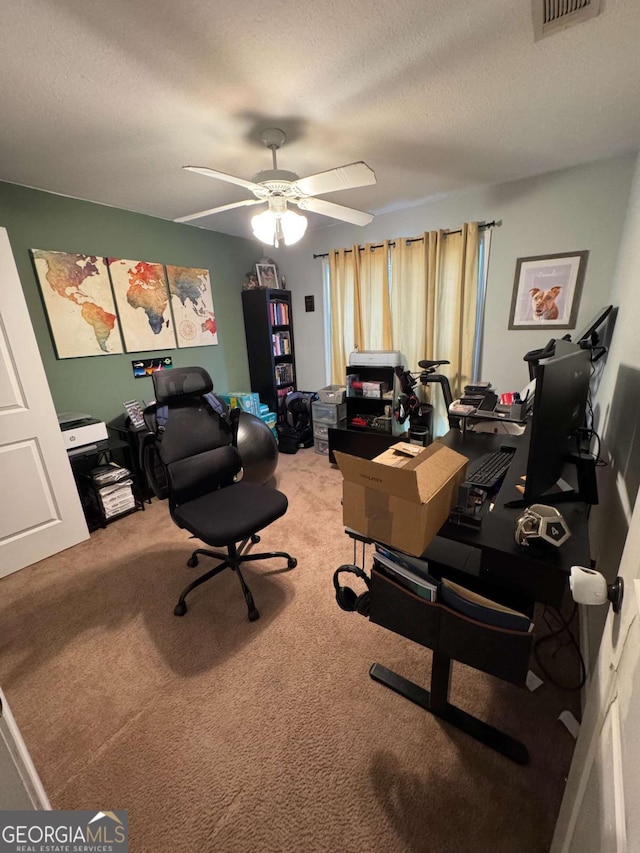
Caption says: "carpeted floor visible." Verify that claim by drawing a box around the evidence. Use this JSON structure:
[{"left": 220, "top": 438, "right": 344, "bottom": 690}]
[{"left": 0, "top": 449, "right": 580, "bottom": 852}]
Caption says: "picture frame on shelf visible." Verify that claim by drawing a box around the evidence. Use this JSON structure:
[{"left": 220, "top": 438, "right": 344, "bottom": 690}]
[
  {"left": 256, "top": 263, "right": 278, "bottom": 289},
  {"left": 508, "top": 251, "right": 588, "bottom": 330}
]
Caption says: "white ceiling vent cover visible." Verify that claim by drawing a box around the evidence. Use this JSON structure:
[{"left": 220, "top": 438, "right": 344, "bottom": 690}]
[{"left": 532, "top": 0, "right": 601, "bottom": 41}]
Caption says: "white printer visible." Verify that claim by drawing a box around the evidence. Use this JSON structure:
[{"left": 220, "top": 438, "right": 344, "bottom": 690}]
[
  {"left": 348, "top": 350, "right": 404, "bottom": 367},
  {"left": 58, "top": 412, "right": 108, "bottom": 452}
]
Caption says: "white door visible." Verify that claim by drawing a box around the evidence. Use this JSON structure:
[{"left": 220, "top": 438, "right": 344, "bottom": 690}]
[
  {"left": 0, "top": 687, "right": 50, "bottom": 809},
  {"left": 551, "top": 494, "right": 640, "bottom": 852},
  {"left": 0, "top": 226, "right": 88, "bottom": 579}
]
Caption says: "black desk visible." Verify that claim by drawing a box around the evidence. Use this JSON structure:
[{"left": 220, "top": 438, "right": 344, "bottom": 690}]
[
  {"left": 432, "top": 428, "right": 590, "bottom": 608},
  {"left": 348, "top": 428, "right": 591, "bottom": 765}
]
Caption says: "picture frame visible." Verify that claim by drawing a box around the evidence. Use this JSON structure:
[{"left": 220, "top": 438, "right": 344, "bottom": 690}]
[
  {"left": 256, "top": 263, "right": 278, "bottom": 289},
  {"left": 508, "top": 251, "right": 588, "bottom": 330}
]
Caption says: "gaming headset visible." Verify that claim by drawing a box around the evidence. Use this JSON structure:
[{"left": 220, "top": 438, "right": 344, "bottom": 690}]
[{"left": 333, "top": 564, "right": 371, "bottom": 617}]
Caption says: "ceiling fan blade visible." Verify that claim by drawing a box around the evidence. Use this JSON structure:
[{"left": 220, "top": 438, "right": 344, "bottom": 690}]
[
  {"left": 293, "top": 162, "right": 376, "bottom": 197},
  {"left": 183, "top": 166, "right": 265, "bottom": 194},
  {"left": 174, "top": 198, "right": 264, "bottom": 224},
  {"left": 295, "top": 197, "right": 374, "bottom": 226}
]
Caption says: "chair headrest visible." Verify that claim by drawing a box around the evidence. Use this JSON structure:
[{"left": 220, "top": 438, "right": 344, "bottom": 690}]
[{"left": 152, "top": 366, "right": 214, "bottom": 404}]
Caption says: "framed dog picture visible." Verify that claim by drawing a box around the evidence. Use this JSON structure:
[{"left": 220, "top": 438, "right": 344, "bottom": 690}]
[{"left": 508, "top": 251, "right": 588, "bottom": 330}]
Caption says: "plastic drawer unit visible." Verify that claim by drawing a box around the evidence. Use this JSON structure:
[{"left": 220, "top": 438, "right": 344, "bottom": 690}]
[{"left": 312, "top": 400, "right": 347, "bottom": 426}]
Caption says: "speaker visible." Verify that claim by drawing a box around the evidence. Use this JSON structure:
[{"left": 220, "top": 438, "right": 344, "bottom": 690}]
[{"left": 333, "top": 564, "right": 371, "bottom": 617}]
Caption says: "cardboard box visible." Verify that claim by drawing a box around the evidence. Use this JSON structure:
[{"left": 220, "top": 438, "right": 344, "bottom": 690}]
[
  {"left": 334, "top": 441, "right": 468, "bottom": 557},
  {"left": 218, "top": 391, "right": 261, "bottom": 416}
]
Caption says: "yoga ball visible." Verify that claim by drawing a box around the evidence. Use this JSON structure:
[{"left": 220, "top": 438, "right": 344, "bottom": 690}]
[{"left": 236, "top": 412, "right": 279, "bottom": 484}]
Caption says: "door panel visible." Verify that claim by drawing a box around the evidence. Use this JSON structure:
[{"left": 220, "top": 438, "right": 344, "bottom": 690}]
[{"left": 0, "top": 226, "right": 88, "bottom": 578}]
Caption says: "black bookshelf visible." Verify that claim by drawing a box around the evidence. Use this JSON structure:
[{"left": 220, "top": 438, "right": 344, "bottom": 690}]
[{"left": 241, "top": 288, "right": 296, "bottom": 417}]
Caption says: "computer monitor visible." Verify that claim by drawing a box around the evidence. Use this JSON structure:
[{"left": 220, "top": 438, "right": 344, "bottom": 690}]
[
  {"left": 573, "top": 305, "right": 613, "bottom": 346},
  {"left": 521, "top": 345, "right": 592, "bottom": 505}
]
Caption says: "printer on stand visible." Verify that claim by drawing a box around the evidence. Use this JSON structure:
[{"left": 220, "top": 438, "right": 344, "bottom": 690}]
[{"left": 58, "top": 412, "right": 108, "bottom": 454}]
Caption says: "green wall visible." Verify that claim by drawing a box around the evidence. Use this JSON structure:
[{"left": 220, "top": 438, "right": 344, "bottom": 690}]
[{"left": 0, "top": 181, "right": 259, "bottom": 424}]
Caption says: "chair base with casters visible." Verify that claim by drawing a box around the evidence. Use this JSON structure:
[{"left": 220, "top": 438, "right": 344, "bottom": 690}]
[
  {"left": 176, "top": 535, "right": 297, "bottom": 620},
  {"left": 140, "top": 365, "right": 297, "bottom": 623}
]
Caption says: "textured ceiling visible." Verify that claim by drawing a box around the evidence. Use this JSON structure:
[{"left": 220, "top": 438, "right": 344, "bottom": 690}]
[{"left": 1, "top": 0, "right": 640, "bottom": 239}]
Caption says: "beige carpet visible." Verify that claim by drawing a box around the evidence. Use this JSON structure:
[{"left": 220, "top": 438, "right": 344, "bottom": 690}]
[{"left": 0, "top": 449, "right": 580, "bottom": 852}]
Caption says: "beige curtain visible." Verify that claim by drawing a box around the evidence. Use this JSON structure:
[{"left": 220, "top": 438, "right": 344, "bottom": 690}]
[
  {"left": 329, "top": 223, "right": 479, "bottom": 435},
  {"left": 429, "top": 222, "right": 479, "bottom": 435},
  {"left": 328, "top": 247, "right": 362, "bottom": 383},
  {"left": 391, "top": 236, "right": 429, "bottom": 374},
  {"left": 359, "top": 242, "right": 392, "bottom": 351}
]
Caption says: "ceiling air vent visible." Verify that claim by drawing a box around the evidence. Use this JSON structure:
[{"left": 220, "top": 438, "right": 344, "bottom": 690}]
[{"left": 532, "top": 0, "right": 601, "bottom": 41}]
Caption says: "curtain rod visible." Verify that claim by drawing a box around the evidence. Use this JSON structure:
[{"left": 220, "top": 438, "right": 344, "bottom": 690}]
[{"left": 312, "top": 220, "right": 500, "bottom": 259}]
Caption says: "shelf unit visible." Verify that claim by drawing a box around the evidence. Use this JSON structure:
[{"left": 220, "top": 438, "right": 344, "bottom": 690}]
[
  {"left": 68, "top": 438, "right": 145, "bottom": 531},
  {"left": 327, "top": 360, "right": 407, "bottom": 462},
  {"left": 345, "top": 362, "right": 405, "bottom": 437},
  {"left": 241, "top": 288, "right": 296, "bottom": 418}
]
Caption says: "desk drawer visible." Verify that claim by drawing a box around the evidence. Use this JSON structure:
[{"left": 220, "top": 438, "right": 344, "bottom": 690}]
[{"left": 369, "top": 568, "right": 533, "bottom": 686}]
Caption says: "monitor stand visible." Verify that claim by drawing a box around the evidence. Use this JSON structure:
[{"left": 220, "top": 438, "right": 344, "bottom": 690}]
[{"left": 504, "top": 452, "right": 598, "bottom": 509}]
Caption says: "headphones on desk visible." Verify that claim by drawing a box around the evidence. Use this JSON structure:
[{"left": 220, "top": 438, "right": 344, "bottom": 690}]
[{"left": 333, "top": 564, "right": 371, "bottom": 617}]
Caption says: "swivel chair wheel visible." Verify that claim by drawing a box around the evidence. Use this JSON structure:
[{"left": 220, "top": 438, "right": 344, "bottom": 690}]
[
  {"left": 251, "top": 534, "right": 260, "bottom": 544},
  {"left": 187, "top": 555, "right": 198, "bottom": 568},
  {"left": 174, "top": 601, "right": 188, "bottom": 617},
  {"left": 248, "top": 607, "right": 260, "bottom": 622},
  {"left": 288, "top": 557, "right": 297, "bottom": 569}
]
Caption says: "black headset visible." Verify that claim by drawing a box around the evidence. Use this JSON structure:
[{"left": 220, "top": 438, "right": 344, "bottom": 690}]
[{"left": 333, "top": 564, "right": 371, "bottom": 617}]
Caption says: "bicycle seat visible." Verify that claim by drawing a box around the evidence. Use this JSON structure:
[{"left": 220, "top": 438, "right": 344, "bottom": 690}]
[{"left": 418, "top": 359, "right": 450, "bottom": 370}]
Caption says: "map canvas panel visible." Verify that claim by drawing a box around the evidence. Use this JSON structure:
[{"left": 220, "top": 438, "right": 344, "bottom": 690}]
[
  {"left": 107, "top": 258, "right": 177, "bottom": 352},
  {"left": 31, "top": 250, "right": 124, "bottom": 358},
  {"left": 166, "top": 265, "right": 218, "bottom": 348}
]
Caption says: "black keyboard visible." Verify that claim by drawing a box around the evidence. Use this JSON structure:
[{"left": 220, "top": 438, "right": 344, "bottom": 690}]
[{"left": 465, "top": 449, "right": 515, "bottom": 490}]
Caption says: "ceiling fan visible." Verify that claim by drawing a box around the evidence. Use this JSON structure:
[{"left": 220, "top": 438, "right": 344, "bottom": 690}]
[{"left": 174, "top": 128, "right": 376, "bottom": 247}]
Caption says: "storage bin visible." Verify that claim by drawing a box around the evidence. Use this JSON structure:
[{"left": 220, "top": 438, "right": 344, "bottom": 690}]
[
  {"left": 318, "top": 384, "right": 346, "bottom": 404},
  {"left": 311, "top": 400, "right": 347, "bottom": 425},
  {"left": 314, "top": 423, "right": 330, "bottom": 440},
  {"left": 314, "top": 437, "right": 330, "bottom": 456},
  {"left": 369, "top": 568, "right": 532, "bottom": 686}
]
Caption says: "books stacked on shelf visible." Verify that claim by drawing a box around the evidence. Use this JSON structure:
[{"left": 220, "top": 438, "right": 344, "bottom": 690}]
[
  {"left": 440, "top": 578, "right": 533, "bottom": 632},
  {"left": 272, "top": 331, "right": 291, "bottom": 356},
  {"left": 373, "top": 543, "right": 440, "bottom": 602},
  {"left": 91, "top": 463, "right": 136, "bottom": 519},
  {"left": 275, "top": 363, "right": 294, "bottom": 385},
  {"left": 270, "top": 301, "right": 290, "bottom": 325}
]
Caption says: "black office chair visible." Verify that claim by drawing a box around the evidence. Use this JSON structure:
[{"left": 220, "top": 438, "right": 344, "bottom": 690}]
[{"left": 140, "top": 366, "right": 296, "bottom": 621}]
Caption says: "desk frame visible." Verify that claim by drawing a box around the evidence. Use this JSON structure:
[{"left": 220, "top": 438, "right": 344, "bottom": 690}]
[
  {"left": 370, "top": 658, "right": 529, "bottom": 765},
  {"left": 343, "top": 428, "right": 590, "bottom": 766}
]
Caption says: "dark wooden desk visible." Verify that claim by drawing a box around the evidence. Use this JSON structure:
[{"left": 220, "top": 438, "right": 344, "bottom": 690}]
[
  {"left": 432, "top": 429, "right": 590, "bottom": 608},
  {"left": 346, "top": 427, "right": 591, "bottom": 764}
]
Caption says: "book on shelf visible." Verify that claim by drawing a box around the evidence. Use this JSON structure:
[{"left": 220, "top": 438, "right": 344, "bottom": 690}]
[
  {"left": 372, "top": 550, "right": 439, "bottom": 602},
  {"left": 439, "top": 578, "right": 533, "bottom": 632},
  {"left": 269, "top": 301, "right": 289, "bottom": 325}
]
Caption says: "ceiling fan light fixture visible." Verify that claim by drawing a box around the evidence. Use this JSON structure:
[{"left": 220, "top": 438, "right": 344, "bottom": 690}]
[{"left": 251, "top": 206, "right": 307, "bottom": 248}]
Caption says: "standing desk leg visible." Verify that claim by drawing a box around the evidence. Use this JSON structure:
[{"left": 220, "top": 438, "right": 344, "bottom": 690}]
[{"left": 369, "top": 655, "right": 529, "bottom": 765}]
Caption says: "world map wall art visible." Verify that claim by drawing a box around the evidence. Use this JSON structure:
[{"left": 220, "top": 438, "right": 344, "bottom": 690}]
[{"left": 30, "top": 250, "right": 218, "bottom": 358}]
